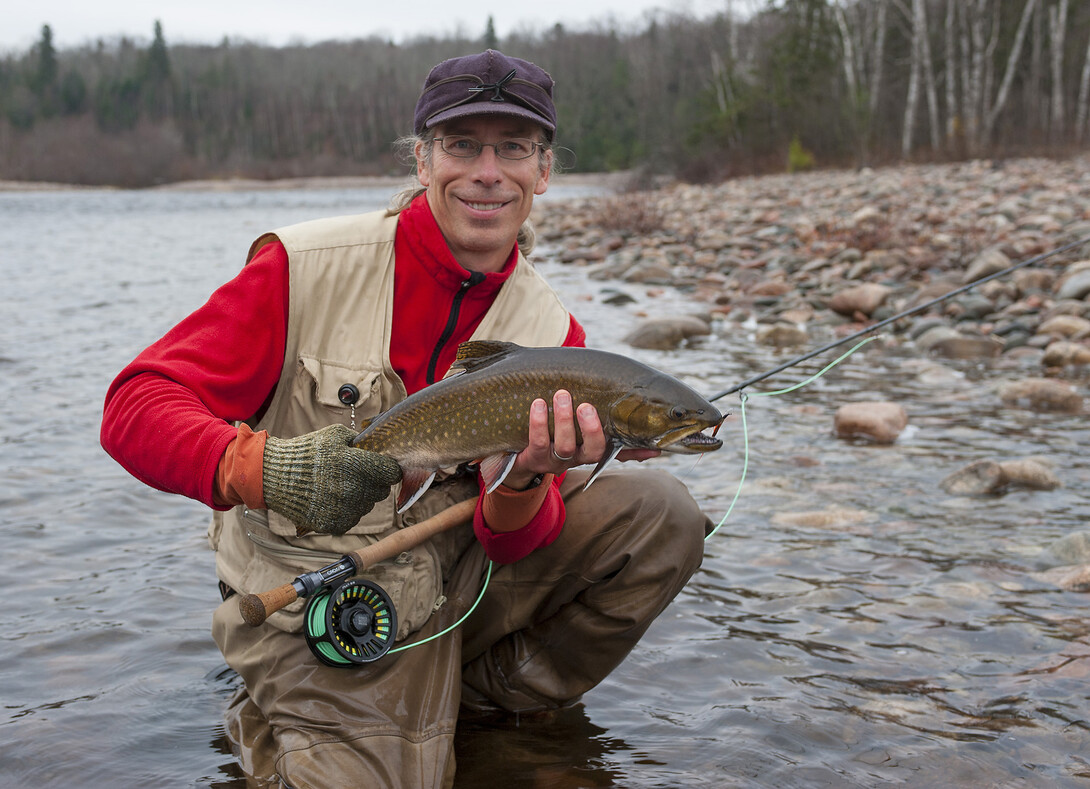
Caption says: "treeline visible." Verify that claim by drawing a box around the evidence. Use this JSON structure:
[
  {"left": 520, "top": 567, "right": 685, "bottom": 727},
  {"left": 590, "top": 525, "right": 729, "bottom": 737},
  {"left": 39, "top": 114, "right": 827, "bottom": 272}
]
[{"left": 2, "top": 1, "right": 1089, "bottom": 187}]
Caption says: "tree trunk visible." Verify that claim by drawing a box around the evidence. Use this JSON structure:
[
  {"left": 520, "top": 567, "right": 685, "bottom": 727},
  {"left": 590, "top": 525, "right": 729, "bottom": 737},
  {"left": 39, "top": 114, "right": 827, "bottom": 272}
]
[
  {"left": 1048, "top": 0, "right": 1069, "bottom": 140},
  {"left": 1076, "top": 29, "right": 1090, "bottom": 143},
  {"left": 944, "top": 0, "right": 959, "bottom": 147},
  {"left": 902, "top": 0, "right": 924, "bottom": 157},
  {"left": 920, "top": 0, "right": 941, "bottom": 150},
  {"left": 983, "top": 0, "right": 1039, "bottom": 145}
]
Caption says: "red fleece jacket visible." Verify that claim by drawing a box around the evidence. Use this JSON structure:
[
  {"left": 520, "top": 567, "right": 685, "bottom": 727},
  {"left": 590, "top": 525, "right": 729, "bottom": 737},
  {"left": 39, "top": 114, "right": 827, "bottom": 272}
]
[{"left": 100, "top": 194, "right": 584, "bottom": 563}]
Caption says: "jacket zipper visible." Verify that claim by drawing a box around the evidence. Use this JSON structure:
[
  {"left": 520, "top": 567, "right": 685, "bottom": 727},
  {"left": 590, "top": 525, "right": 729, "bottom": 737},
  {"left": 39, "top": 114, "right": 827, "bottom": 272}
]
[{"left": 427, "top": 271, "right": 486, "bottom": 384}]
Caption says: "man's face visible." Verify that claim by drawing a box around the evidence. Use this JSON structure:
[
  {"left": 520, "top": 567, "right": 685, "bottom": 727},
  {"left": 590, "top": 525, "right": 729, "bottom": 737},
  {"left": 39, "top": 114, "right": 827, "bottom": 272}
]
[{"left": 415, "top": 116, "right": 553, "bottom": 273}]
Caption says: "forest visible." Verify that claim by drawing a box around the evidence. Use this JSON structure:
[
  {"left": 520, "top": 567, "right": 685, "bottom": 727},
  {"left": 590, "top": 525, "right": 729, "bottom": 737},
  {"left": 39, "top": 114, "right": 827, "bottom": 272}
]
[{"left": 1, "top": 0, "right": 1088, "bottom": 187}]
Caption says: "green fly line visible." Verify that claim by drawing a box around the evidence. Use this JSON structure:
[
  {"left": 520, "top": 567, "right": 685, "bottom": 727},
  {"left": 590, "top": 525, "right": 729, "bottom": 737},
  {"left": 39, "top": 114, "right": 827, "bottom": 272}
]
[
  {"left": 388, "top": 559, "right": 494, "bottom": 655},
  {"left": 389, "top": 334, "right": 880, "bottom": 654},
  {"left": 705, "top": 334, "right": 883, "bottom": 542}
]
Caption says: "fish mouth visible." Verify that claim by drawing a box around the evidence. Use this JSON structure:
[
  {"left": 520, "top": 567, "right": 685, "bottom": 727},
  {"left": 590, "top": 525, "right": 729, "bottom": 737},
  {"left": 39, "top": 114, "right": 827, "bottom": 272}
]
[{"left": 656, "top": 422, "right": 724, "bottom": 453}]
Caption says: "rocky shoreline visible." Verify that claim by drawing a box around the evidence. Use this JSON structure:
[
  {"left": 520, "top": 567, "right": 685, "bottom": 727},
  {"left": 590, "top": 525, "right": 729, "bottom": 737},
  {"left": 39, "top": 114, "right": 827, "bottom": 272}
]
[
  {"left": 533, "top": 157, "right": 1090, "bottom": 586},
  {"left": 533, "top": 155, "right": 1089, "bottom": 409}
]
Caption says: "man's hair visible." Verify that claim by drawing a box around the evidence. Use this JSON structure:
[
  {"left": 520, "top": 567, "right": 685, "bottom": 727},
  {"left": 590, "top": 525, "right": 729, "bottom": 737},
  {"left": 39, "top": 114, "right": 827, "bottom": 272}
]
[{"left": 386, "top": 127, "right": 555, "bottom": 258}]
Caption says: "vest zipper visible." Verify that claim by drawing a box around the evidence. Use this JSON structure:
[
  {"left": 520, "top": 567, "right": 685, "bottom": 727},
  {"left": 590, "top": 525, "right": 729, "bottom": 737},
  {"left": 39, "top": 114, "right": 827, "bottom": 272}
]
[{"left": 427, "top": 271, "right": 486, "bottom": 384}]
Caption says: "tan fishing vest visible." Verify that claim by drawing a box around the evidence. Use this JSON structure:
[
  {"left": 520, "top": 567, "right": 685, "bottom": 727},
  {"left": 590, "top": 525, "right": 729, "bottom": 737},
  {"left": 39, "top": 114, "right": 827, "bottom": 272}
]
[{"left": 208, "top": 209, "right": 571, "bottom": 635}]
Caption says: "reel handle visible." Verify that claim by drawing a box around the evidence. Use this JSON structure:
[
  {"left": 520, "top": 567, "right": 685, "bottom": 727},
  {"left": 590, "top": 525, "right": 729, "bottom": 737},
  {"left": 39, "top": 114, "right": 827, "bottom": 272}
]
[{"left": 238, "top": 495, "right": 479, "bottom": 627}]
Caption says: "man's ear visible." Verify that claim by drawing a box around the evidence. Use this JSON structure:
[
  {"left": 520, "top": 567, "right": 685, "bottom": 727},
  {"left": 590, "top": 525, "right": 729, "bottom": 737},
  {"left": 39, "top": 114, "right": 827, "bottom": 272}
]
[
  {"left": 534, "top": 149, "right": 553, "bottom": 196},
  {"left": 414, "top": 140, "right": 430, "bottom": 187}
]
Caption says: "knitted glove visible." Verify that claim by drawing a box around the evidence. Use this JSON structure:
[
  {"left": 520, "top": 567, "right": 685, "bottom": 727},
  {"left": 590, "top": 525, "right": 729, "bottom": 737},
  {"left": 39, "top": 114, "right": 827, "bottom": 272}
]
[{"left": 262, "top": 424, "right": 402, "bottom": 536}]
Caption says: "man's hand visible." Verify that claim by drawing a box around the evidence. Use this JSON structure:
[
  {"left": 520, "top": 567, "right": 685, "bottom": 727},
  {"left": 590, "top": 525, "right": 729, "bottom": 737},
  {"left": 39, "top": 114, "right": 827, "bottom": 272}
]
[
  {"left": 262, "top": 424, "right": 402, "bottom": 535},
  {"left": 502, "top": 390, "right": 659, "bottom": 490}
]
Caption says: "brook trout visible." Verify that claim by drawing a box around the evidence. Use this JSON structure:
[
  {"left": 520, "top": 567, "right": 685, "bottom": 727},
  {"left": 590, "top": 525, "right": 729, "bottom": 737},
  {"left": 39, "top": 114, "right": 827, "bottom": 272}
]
[{"left": 353, "top": 340, "right": 724, "bottom": 512}]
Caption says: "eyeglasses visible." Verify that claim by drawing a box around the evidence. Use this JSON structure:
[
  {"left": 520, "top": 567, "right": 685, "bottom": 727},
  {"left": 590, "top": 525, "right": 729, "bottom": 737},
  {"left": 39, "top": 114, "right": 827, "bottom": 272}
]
[{"left": 433, "top": 135, "right": 547, "bottom": 160}]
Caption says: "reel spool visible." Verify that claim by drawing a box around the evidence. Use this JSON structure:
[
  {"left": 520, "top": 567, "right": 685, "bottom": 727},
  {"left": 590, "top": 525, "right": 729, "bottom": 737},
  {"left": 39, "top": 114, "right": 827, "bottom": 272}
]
[{"left": 304, "top": 579, "right": 397, "bottom": 667}]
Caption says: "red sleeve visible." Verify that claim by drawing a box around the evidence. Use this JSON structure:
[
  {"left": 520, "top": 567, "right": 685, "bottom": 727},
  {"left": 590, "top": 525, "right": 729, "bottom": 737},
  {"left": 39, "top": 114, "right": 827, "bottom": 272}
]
[
  {"left": 100, "top": 242, "right": 290, "bottom": 509},
  {"left": 472, "top": 312, "right": 587, "bottom": 563}
]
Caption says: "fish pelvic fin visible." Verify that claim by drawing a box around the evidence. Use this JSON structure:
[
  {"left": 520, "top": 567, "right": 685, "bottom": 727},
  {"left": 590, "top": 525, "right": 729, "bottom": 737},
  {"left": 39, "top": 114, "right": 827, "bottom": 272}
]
[
  {"left": 479, "top": 451, "right": 519, "bottom": 494},
  {"left": 450, "top": 340, "right": 522, "bottom": 374},
  {"left": 583, "top": 440, "right": 623, "bottom": 491},
  {"left": 396, "top": 469, "right": 437, "bottom": 514}
]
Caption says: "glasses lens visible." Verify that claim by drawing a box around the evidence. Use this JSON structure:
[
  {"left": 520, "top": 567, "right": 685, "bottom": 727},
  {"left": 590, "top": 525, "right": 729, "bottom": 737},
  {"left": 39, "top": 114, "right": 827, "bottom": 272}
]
[
  {"left": 439, "top": 136, "right": 539, "bottom": 160},
  {"left": 440, "top": 136, "right": 480, "bottom": 157}
]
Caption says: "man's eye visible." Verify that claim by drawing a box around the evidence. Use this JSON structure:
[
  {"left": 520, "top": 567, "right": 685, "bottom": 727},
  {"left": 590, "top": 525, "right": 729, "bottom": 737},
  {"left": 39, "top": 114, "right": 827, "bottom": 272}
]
[
  {"left": 449, "top": 138, "right": 476, "bottom": 151},
  {"left": 502, "top": 140, "right": 533, "bottom": 155}
]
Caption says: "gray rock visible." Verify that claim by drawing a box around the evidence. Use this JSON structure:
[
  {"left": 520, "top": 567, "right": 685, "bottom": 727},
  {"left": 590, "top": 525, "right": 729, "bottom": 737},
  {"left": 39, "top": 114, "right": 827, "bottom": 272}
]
[
  {"left": 1056, "top": 269, "right": 1090, "bottom": 301},
  {"left": 963, "top": 247, "right": 1011, "bottom": 284}
]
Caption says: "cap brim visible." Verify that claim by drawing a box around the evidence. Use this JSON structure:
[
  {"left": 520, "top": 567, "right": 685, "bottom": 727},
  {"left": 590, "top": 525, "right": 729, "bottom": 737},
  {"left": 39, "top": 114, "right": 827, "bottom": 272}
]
[{"left": 425, "top": 103, "right": 555, "bottom": 137}]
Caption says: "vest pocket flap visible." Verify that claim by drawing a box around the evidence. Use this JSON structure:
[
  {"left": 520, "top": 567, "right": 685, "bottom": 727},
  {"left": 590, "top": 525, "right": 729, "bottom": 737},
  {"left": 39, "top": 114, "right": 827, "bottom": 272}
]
[{"left": 299, "top": 356, "right": 383, "bottom": 414}]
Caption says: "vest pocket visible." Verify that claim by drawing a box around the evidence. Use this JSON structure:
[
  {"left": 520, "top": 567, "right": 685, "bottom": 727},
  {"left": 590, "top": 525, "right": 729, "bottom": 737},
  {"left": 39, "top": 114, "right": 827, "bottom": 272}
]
[{"left": 298, "top": 356, "right": 385, "bottom": 425}]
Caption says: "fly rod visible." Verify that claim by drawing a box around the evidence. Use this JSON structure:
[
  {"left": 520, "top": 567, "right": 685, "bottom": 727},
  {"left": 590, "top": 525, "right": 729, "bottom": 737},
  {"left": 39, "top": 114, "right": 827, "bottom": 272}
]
[
  {"left": 707, "top": 233, "right": 1090, "bottom": 402},
  {"left": 238, "top": 495, "right": 479, "bottom": 627}
]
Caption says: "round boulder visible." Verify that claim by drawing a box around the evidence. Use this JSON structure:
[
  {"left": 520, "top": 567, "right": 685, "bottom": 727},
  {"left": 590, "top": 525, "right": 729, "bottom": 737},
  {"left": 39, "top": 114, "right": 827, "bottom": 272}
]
[{"left": 834, "top": 401, "right": 908, "bottom": 444}]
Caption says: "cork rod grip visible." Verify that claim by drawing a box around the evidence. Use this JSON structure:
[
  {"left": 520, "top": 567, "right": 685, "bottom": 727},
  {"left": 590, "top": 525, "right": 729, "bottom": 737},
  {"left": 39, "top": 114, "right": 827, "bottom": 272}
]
[{"left": 237, "top": 495, "right": 479, "bottom": 628}]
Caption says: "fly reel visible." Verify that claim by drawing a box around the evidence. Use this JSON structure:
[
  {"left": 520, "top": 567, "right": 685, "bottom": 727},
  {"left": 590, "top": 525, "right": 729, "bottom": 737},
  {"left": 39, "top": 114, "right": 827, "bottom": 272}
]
[{"left": 304, "top": 579, "right": 397, "bottom": 667}]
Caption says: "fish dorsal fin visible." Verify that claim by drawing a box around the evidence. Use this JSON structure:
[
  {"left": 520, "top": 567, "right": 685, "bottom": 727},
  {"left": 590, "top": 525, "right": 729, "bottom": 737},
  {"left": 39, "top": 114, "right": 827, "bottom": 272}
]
[{"left": 450, "top": 340, "right": 521, "bottom": 374}]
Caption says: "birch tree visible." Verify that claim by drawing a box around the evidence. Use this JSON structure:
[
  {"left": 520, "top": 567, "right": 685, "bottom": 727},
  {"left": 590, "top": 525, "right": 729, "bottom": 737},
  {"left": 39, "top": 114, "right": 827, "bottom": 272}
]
[{"left": 1048, "top": 0, "right": 1069, "bottom": 139}]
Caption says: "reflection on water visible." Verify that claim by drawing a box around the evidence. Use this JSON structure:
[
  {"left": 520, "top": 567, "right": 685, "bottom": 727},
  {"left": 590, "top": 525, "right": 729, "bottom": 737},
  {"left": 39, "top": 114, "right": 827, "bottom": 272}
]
[{"left": 1, "top": 185, "right": 1088, "bottom": 787}]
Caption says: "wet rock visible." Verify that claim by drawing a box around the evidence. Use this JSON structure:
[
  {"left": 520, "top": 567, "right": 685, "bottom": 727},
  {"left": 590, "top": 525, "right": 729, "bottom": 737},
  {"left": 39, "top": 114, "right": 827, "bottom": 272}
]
[
  {"left": 998, "top": 378, "right": 1083, "bottom": 413},
  {"left": 940, "top": 458, "right": 1060, "bottom": 495},
  {"left": 1056, "top": 268, "right": 1090, "bottom": 301},
  {"left": 1045, "top": 531, "right": 1090, "bottom": 565},
  {"left": 998, "top": 459, "right": 1061, "bottom": 490},
  {"left": 940, "top": 460, "right": 1006, "bottom": 494},
  {"left": 926, "top": 333, "right": 1004, "bottom": 360},
  {"left": 623, "top": 315, "right": 711, "bottom": 350},
  {"left": 963, "top": 247, "right": 1011, "bottom": 284},
  {"left": 1041, "top": 341, "right": 1090, "bottom": 367},
  {"left": 756, "top": 322, "right": 809, "bottom": 347},
  {"left": 599, "top": 289, "right": 637, "bottom": 307},
  {"left": 828, "top": 283, "right": 892, "bottom": 318},
  {"left": 1031, "top": 565, "right": 1090, "bottom": 592},
  {"left": 834, "top": 401, "right": 908, "bottom": 444},
  {"left": 770, "top": 507, "right": 871, "bottom": 531}
]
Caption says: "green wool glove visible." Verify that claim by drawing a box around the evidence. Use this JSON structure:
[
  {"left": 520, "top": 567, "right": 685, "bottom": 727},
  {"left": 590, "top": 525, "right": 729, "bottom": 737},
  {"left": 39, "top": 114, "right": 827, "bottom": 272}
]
[{"left": 262, "top": 424, "right": 403, "bottom": 536}]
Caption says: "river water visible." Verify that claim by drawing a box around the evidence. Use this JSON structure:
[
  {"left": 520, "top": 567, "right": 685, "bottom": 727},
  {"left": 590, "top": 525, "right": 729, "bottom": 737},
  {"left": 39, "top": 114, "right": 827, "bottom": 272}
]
[{"left": 2, "top": 181, "right": 1088, "bottom": 788}]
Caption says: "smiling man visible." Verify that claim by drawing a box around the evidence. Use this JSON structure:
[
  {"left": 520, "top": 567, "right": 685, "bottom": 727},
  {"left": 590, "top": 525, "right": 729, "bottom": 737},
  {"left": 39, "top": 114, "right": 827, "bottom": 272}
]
[{"left": 101, "top": 49, "right": 712, "bottom": 788}]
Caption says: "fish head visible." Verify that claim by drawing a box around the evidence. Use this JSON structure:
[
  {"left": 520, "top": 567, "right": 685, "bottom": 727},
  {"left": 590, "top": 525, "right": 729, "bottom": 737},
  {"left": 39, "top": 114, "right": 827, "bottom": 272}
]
[{"left": 607, "top": 374, "right": 724, "bottom": 454}]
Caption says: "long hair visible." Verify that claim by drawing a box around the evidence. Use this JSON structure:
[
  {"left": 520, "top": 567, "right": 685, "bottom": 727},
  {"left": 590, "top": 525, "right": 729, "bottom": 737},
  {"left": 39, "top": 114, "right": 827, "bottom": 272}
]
[{"left": 387, "top": 129, "right": 555, "bottom": 258}]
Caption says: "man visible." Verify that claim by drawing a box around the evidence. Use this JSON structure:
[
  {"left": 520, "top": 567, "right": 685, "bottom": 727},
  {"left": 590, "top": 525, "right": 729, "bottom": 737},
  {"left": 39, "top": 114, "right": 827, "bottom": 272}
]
[{"left": 101, "top": 49, "right": 710, "bottom": 788}]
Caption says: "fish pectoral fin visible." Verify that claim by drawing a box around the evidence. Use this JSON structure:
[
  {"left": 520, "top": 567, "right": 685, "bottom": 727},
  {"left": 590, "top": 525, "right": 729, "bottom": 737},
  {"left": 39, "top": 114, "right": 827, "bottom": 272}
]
[
  {"left": 479, "top": 451, "right": 519, "bottom": 494},
  {"left": 396, "top": 470, "right": 437, "bottom": 514},
  {"left": 583, "top": 440, "right": 624, "bottom": 490}
]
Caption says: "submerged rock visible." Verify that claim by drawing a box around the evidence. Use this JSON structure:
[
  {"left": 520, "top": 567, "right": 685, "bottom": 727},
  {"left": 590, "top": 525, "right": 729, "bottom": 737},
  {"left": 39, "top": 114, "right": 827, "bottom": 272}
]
[
  {"left": 623, "top": 315, "right": 712, "bottom": 350},
  {"left": 833, "top": 401, "right": 908, "bottom": 444},
  {"left": 998, "top": 378, "right": 1083, "bottom": 413},
  {"left": 940, "top": 458, "right": 1061, "bottom": 495}
]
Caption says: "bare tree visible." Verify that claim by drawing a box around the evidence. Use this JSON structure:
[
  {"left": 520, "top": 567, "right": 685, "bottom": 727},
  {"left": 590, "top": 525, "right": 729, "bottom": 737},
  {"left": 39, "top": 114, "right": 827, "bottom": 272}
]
[
  {"left": 1076, "top": 29, "right": 1090, "bottom": 143},
  {"left": 1048, "top": 0, "right": 1069, "bottom": 139}
]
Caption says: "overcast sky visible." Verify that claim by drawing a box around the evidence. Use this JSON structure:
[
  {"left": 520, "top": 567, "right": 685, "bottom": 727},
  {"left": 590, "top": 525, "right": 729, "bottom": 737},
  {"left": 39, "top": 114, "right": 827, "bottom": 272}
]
[{"left": 4, "top": 0, "right": 747, "bottom": 53}]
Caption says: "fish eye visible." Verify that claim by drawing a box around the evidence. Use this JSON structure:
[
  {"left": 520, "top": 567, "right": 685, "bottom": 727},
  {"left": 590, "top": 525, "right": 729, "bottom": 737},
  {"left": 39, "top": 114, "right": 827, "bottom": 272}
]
[{"left": 669, "top": 406, "right": 686, "bottom": 420}]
